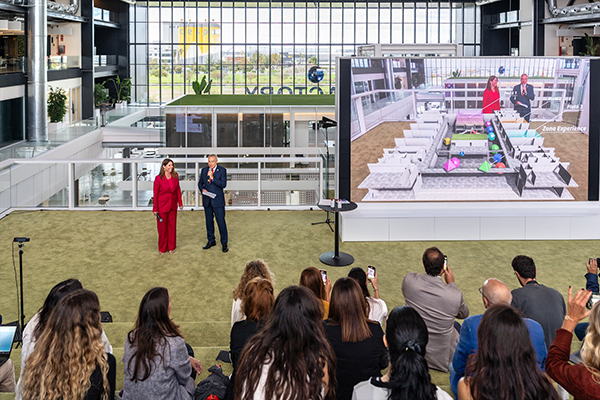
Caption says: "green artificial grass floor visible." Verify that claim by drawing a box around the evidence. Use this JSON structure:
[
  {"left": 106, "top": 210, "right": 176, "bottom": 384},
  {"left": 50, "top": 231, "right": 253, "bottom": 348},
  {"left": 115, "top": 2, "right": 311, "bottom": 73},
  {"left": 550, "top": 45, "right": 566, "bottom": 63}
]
[{"left": 0, "top": 209, "right": 593, "bottom": 399}]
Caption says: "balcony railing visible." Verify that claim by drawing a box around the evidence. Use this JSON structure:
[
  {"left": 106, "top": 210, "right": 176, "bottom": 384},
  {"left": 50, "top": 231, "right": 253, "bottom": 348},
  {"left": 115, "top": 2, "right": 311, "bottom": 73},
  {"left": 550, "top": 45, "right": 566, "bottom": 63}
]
[
  {"left": 0, "top": 157, "right": 325, "bottom": 214},
  {"left": 48, "top": 55, "right": 80, "bottom": 70}
]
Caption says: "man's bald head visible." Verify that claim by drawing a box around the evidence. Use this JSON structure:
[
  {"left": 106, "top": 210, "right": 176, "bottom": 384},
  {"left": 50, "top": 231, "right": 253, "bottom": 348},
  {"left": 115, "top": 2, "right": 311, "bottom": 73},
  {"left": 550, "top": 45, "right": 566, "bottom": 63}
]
[{"left": 481, "top": 278, "right": 512, "bottom": 308}]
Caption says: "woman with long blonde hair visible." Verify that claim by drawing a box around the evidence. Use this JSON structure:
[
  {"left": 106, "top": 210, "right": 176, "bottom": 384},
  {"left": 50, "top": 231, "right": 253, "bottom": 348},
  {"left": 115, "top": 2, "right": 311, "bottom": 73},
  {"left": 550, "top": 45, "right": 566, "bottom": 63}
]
[
  {"left": 19, "top": 289, "right": 115, "bottom": 400},
  {"left": 231, "top": 259, "right": 273, "bottom": 326}
]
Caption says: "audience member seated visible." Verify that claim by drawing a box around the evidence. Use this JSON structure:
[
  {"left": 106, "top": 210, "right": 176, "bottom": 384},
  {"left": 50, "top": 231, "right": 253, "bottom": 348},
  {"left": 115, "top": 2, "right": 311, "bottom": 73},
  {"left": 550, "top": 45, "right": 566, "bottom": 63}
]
[
  {"left": 19, "top": 289, "right": 117, "bottom": 400},
  {"left": 348, "top": 267, "right": 388, "bottom": 325},
  {"left": 401, "top": 247, "right": 469, "bottom": 372},
  {"left": 18, "top": 278, "right": 112, "bottom": 398},
  {"left": 227, "top": 277, "right": 274, "bottom": 399},
  {"left": 511, "top": 255, "right": 566, "bottom": 350},
  {"left": 234, "top": 286, "right": 336, "bottom": 400},
  {"left": 352, "top": 306, "right": 452, "bottom": 400},
  {"left": 231, "top": 260, "right": 274, "bottom": 326},
  {"left": 546, "top": 287, "right": 600, "bottom": 400},
  {"left": 324, "top": 278, "right": 388, "bottom": 400},
  {"left": 457, "top": 303, "right": 558, "bottom": 400},
  {"left": 21, "top": 279, "right": 112, "bottom": 368},
  {"left": 300, "top": 267, "right": 332, "bottom": 319},
  {"left": 574, "top": 258, "right": 599, "bottom": 341},
  {"left": 121, "top": 287, "right": 203, "bottom": 400},
  {"left": 450, "top": 278, "right": 547, "bottom": 397}
]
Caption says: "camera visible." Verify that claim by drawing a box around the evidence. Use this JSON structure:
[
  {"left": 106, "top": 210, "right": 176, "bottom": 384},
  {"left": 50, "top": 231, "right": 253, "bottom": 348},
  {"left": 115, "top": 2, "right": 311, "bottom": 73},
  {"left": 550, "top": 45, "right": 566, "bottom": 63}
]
[
  {"left": 587, "top": 292, "right": 600, "bottom": 310},
  {"left": 13, "top": 237, "right": 30, "bottom": 243}
]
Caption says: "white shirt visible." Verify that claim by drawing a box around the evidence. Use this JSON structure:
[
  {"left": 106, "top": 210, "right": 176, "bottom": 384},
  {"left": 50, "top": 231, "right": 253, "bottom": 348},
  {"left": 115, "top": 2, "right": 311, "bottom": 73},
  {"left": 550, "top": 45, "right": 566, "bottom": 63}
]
[
  {"left": 366, "top": 297, "right": 388, "bottom": 326},
  {"left": 352, "top": 377, "right": 453, "bottom": 400},
  {"left": 231, "top": 298, "right": 246, "bottom": 327}
]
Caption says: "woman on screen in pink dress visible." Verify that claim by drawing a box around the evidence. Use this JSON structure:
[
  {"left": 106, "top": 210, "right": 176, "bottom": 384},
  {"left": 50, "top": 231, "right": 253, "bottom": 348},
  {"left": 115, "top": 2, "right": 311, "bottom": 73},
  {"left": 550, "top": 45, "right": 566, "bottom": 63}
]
[
  {"left": 153, "top": 158, "right": 183, "bottom": 254},
  {"left": 482, "top": 75, "right": 501, "bottom": 114}
]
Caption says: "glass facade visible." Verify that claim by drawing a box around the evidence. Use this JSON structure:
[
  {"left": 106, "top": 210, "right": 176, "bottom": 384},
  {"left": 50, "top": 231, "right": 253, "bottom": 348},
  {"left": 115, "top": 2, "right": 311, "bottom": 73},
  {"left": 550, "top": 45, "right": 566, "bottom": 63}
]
[{"left": 130, "top": 1, "right": 481, "bottom": 104}]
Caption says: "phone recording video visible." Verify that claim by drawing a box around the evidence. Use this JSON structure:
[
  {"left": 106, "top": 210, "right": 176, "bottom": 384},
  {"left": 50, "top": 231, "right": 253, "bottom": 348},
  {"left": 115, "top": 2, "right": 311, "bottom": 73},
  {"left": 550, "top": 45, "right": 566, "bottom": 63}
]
[
  {"left": 367, "top": 266, "right": 376, "bottom": 280},
  {"left": 444, "top": 256, "right": 448, "bottom": 270},
  {"left": 320, "top": 269, "right": 327, "bottom": 283}
]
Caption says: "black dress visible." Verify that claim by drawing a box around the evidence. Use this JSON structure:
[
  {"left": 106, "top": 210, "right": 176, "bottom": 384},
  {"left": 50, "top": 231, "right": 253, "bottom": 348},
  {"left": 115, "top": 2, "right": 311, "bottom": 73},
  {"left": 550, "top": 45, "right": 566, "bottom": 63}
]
[{"left": 323, "top": 320, "right": 388, "bottom": 400}]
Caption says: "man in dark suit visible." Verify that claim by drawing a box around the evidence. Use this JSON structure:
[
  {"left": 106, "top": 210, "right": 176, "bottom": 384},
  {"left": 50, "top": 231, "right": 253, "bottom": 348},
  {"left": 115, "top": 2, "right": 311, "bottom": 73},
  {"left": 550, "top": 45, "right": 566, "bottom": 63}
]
[
  {"left": 510, "top": 74, "right": 535, "bottom": 122},
  {"left": 199, "top": 154, "right": 228, "bottom": 252}
]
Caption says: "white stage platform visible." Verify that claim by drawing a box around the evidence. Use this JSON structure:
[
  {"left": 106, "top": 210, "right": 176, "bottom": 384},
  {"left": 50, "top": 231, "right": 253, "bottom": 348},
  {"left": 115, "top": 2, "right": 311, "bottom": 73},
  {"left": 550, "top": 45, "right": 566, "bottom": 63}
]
[{"left": 340, "top": 202, "right": 600, "bottom": 241}]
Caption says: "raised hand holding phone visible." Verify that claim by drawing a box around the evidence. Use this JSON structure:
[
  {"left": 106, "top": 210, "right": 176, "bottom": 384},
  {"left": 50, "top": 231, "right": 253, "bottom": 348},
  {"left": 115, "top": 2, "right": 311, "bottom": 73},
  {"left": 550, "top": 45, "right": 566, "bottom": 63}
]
[
  {"left": 368, "top": 266, "right": 380, "bottom": 299},
  {"left": 443, "top": 260, "right": 455, "bottom": 284}
]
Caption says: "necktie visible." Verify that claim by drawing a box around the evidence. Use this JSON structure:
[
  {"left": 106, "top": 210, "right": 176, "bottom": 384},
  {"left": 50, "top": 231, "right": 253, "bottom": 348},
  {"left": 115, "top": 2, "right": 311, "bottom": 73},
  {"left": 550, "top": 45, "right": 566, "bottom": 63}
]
[
  {"left": 209, "top": 168, "right": 213, "bottom": 183},
  {"left": 522, "top": 86, "right": 526, "bottom": 96}
]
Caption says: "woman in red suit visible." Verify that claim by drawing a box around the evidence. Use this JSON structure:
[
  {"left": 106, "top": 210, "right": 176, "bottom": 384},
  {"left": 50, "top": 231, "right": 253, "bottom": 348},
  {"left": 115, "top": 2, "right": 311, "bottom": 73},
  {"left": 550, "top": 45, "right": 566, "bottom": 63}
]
[
  {"left": 482, "top": 75, "right": 500, "bottom": 114},
  {"left": 153, "top": 158, "right": 183, "bottom": 254}
]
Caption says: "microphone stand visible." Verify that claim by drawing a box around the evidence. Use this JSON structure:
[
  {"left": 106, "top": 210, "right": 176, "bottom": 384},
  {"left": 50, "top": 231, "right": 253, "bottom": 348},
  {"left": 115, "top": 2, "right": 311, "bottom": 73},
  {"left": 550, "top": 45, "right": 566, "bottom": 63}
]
[
  {"left": 312, "top": 117, "right": 337, "bottom": 232},
  {"left": 18, "top": 242, "right": 25, "bottom": 337}
]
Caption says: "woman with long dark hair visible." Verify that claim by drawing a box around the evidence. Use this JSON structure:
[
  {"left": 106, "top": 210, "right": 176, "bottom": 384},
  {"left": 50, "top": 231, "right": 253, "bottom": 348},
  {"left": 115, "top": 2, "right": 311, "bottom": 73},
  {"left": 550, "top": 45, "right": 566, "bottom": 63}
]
[
  {"left": 234, "top": 285, "right": 336, "bottom": 400},
  {"left": 231, "top": 259, "right": 274, "bottom": 326},
  {"left": 19, "top": 289, "right": 116, "bottom": 400},
  {"left": 324, "top": 278, "right": 388, "bottom": 400},
  {"left": 348, "top": 267, "right": 387, "bottom": 325},
  {"left": 457, "top": 303, "right": 558, "bottom": 400},
  {"left": 300, "top": 267, "right": 332, "bottom": 319},
  {"left": 121, "top": 287, "right": 202, "bottom": 400},
  {"left": 153, "top": 158, "right": 183, "bottom": 254},
  {"left": 352, "top": 306, "right": 452, "bottom": 400}
]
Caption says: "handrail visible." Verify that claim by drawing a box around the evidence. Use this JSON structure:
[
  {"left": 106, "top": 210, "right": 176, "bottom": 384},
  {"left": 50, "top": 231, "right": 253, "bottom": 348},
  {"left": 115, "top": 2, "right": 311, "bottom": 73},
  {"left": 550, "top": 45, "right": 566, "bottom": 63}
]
[{"left": 2, "top": 156, "right": 325, "bottom": 212}]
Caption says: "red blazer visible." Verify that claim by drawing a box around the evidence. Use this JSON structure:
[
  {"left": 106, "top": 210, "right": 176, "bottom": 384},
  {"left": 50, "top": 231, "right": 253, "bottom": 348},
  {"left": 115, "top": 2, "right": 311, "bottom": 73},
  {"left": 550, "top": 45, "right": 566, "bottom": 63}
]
[
  {"left": 153, "top": 174, "right": 182, "bottom": 213},
  {"left": 482, "top": 89, "right": 500, "bottom": 114}
]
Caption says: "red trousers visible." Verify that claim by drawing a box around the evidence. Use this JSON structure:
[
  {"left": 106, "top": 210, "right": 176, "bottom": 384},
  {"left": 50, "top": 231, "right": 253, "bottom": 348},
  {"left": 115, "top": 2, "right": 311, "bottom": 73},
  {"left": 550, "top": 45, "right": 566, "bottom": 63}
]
[{"left": 157, "top": 209, "right": 177, "bottom": 253}]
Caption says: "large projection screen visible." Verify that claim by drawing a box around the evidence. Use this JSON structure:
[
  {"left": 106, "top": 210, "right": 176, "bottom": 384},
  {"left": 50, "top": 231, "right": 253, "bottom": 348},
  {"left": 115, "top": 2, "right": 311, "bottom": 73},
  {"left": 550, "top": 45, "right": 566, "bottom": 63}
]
[{"left": 335, "top": 57, "right": 600, "bottom": 241}]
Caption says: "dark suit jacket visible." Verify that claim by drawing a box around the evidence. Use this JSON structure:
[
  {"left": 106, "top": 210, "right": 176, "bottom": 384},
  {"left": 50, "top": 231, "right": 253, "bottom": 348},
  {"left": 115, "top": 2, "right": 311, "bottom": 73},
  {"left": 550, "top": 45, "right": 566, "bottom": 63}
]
[
  {"left": 152, "top": 174, "right": 182, "bottom": 213},
  {"left": 510, "top": 83, "right": 535, "bottom": 111},
  {"left": 199, "top": 165, "right": 227, "bottom": 208}
]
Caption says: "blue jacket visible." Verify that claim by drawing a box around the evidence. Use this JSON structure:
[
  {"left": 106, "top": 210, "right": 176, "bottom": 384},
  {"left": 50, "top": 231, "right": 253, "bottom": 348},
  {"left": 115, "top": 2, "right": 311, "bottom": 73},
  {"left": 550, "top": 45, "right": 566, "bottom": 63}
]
[
  {"left": 198, "top": 165, "right": 227, "bottom": 208},
  {"left": 449, "top": 313, "right": 547, "bottom": 398}
]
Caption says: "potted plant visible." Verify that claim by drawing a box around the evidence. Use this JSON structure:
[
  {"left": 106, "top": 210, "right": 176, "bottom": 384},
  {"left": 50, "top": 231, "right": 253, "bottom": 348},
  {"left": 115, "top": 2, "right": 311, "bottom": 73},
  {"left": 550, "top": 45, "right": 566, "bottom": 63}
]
[
  {"left": 94, "top": 83, "right": 110, "bottom": 126},
  {"left": 47, "top": 86, "right": 68, "bottom": 132},
  {"left": 94, "top": 83, "right": 109, "bottom": 108},
  {"left": 105, "top": 76, "right": 132, "bottom": 108}
]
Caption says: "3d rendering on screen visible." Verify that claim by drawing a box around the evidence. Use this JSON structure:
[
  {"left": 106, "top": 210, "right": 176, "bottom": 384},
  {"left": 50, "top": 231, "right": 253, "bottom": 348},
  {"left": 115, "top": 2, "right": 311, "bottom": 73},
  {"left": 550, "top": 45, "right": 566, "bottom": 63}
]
[{"left": 349, "top": 57, "right": 591, "bottom": 202}]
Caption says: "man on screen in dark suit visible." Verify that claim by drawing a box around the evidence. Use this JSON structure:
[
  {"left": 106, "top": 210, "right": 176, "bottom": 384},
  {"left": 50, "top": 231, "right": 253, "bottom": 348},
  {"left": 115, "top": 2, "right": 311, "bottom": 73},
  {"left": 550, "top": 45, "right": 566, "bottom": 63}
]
[
  {"left": 199, "top": 154, "right": 228, "bottom": 252},
  {"left": 510, "top": 74, "right": 535, "bottom": 123}
]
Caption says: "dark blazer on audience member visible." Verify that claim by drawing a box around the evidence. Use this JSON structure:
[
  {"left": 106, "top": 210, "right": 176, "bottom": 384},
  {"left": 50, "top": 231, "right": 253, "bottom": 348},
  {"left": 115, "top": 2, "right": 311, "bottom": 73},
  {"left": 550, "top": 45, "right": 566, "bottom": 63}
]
[
  {"left": 323, "top": 320, "right": 388, "bottom": 400},
  {"left": 511, "top": 281, "right": 566, "bottom": 350}
]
